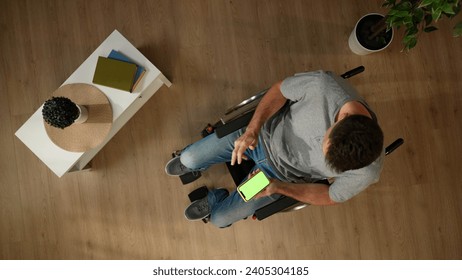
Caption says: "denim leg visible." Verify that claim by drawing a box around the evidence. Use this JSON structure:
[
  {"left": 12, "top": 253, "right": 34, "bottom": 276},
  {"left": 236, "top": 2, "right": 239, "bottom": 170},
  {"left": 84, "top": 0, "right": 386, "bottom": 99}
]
[
  {"left": 180, "top": 130, "right": 242, "bottom": 171},
  {"left": 244, "top": 141, "right": 285, "bottom": 181},
  {"left": 207, "top": 139, "right": 285, "bottom": 228},
  {"left": 208, "top": 189, "right": 281, "bottom": 228},
  {"left": 180, "top": 128, "right": 285, "bottom": 228}
]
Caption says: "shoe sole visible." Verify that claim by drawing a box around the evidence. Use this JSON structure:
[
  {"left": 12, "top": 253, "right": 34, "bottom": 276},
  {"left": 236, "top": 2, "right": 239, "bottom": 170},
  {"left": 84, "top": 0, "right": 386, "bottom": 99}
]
[{"left": 184, "top": 213, "right": 210, "bottom": 221}]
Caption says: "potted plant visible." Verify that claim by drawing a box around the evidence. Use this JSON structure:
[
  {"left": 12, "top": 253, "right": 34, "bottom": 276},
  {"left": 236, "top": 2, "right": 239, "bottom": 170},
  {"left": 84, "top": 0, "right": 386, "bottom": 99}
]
[
  {"left": 349, "top": 13, "right": 394, "bottom": 55},
  {"left": 42, "top": 96, "right": 88, "bottom": 129},
  {"left": 349, "top": 0, "right": 462, "bottom": 55}
]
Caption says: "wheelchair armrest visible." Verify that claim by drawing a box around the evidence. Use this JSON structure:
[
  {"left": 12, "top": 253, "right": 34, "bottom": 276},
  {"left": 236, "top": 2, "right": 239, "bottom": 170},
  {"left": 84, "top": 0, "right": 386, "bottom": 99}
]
[
  {"left": 253, "top": 196, "right": 300, "bottom": 221},
  {"left": 385, "top": 138, "right": 404, "bottom": 155},
  {"left": 215, "top": 110, "right": 255, "bottom": 138},
  {"left": 253, "top": 179, "right": 330, "bottom": 220},
  {"left": 340, "top": 66, "right": 365, "bottom": 79}
]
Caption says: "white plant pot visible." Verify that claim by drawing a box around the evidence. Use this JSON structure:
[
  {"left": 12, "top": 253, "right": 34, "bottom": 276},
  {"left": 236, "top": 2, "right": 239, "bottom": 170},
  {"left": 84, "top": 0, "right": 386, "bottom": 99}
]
[
  {"left": 74, "top": 104, "right": 88, "bottom": 124},
  {"left": 349, "top": 13, "right": 394, "bottom": 55}
]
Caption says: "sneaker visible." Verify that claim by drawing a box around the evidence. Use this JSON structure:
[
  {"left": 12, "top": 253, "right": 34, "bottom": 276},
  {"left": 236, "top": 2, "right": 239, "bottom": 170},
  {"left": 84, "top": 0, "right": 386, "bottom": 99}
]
[
  {"left": 165, "top": 156, "right": 194, "bottom": 176},
  {"left": 184, "top": 196, "right": 211, "bottom": 221}
]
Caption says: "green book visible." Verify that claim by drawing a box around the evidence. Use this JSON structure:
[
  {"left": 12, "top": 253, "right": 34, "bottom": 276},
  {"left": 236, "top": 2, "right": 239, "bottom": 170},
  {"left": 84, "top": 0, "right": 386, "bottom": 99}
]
[{"left": 92, "top": 56, "right": 137, "bottom": 92}]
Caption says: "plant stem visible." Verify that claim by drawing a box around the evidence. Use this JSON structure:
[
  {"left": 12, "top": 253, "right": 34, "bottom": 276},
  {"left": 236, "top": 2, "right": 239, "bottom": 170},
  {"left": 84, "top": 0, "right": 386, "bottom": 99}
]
[{"left": 368, "top": 16, "right": 388, "bottom": 41}]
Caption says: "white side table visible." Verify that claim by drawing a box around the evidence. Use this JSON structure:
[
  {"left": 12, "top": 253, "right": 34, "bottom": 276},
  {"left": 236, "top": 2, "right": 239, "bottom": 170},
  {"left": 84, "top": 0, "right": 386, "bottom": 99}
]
[{"left": 15, "top": 30, "right": 172, "bottom": 177}]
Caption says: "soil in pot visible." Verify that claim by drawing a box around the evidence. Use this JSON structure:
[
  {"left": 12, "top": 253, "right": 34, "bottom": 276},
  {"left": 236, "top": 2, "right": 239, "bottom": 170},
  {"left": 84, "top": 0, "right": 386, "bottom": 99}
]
[{"left": 356, "top": 14, "right": 393, "bottom": 50}]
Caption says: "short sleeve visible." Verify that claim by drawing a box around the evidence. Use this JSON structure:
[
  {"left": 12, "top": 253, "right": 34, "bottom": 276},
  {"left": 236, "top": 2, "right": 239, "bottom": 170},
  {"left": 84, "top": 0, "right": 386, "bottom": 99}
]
[
  {"left": 328, "top": 153, "right": 385, "bottom": 203},
  {"left": 280, "top": 70, "right": 325, "bottom": 101}
]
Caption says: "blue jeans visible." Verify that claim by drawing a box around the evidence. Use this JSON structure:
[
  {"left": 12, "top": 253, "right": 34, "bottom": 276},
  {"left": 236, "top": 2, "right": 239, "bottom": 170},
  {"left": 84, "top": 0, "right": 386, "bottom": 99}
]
[{"left": 180, "top": 129, "right": 282, "bottom": 228}]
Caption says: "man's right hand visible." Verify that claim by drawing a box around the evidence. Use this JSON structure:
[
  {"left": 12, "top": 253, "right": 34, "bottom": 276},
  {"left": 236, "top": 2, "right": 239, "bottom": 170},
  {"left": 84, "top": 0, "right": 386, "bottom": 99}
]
[
  {"left": 231, "top": 129, "right": 259, "bottom": 165},
  {"left": 230, "top": 80, "right": 286, "bottom": 166}
]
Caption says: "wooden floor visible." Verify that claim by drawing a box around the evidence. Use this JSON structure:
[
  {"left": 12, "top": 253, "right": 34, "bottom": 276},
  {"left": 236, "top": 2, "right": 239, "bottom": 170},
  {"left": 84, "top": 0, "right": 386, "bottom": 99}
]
[{"left": 1, "top": 0, "right": 461, "bottom": 260}]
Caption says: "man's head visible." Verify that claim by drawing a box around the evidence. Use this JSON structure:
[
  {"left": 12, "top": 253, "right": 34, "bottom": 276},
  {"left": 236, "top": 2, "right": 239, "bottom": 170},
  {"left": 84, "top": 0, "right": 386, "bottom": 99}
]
[{"left": 323, "top": 115, "right": 384, "bottom": 173}]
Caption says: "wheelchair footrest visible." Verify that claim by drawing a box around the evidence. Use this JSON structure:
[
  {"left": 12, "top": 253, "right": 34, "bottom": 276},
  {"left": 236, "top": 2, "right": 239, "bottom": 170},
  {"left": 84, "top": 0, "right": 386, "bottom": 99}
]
[
  {"left": 215, "top": 110, "right": 254, "bottom": 138},
  {"left": 188, "top": 186, "right": 208, "bottom": 202},
  {"left": 180, "top": 171, "right": 201, "bottom": 185}
]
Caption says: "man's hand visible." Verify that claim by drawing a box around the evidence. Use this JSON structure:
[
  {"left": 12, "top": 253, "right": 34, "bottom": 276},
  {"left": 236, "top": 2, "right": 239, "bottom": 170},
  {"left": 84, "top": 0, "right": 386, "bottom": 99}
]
[
  {"left": 253, "top": 180, "right": 279, "bottom": 199},
  {"left": 231, "top": 130, "right": 259, "bottom": 165},
  {"left": 241, "top": 169, "right": 278, "bottom": 200},
  {"left": 229, "top": 81, "right": 286, "bottom": 166}
]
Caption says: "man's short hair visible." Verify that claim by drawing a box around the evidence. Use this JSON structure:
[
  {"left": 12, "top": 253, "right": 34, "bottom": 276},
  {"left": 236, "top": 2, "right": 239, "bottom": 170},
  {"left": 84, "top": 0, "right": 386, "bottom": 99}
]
[{"left": 326, "top": 115, "right": 384, "bottom": 173}]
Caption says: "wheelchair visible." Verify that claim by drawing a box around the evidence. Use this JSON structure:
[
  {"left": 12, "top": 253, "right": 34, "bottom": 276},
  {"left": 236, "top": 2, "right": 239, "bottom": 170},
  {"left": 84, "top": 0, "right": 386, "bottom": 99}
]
[{"left": 175, "top": 66, "right": 404, "bottom": 222}]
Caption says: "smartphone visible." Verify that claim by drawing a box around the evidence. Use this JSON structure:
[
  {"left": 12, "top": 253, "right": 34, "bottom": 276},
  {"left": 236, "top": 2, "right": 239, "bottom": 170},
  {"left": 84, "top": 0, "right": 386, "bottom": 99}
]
[{"left": 237, "top": 170, "right": 270, "bottom": 202}]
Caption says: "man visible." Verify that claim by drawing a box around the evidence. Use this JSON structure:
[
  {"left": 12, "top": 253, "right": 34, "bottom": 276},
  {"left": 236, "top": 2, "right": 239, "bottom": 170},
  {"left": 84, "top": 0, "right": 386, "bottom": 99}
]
[{"left": 165, "top": 70, "right": 384, "bottom": 228}]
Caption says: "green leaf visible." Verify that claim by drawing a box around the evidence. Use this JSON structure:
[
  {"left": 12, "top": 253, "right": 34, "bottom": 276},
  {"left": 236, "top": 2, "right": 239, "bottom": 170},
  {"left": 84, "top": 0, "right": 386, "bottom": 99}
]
[
  {"left": 453, "top": 4, "right": 461, "bottom": 16},
  {"left": 397, "top": 1, "right": 413, "bottom": 11},
  {"left": 425, "top": 14, "right": 433, "bottom": 26},
  {"left": 432, "top": 8, "right": 443, "bottom": 21},
  {"left": 424, "top": 26, "right": 439, "bottom": 32},
  {"left": 389, "top": 9, "right": 410, "bottom": 17},
  {"left": 378, "top": 36, "right": 387, "bottom": 45},
  {"left": 404, "top": 37, "right": 418, "bottom": 50},
  {"left": 442, "top": 3, "right": 456, "bottom": 14},
  {"left": 404, "top": 18, "right": 414, "bottom": 27},
  {"left": 419, "top": 0, "right": 435, "bottom": 8},
  {"left": 382, "top": 0, "right": 396, "bottom": 8},
  {"left": 454, "top": 22, "right": 462, "bottom": 37},
  {"left": 409, "top": 26, "right": 419, "bottom": 35},
  {"left": 398, "top": 10, "right": 411, "bottom": 17},
  {"left": 413, "top": 8, "right": 425, "bottom": 23}
]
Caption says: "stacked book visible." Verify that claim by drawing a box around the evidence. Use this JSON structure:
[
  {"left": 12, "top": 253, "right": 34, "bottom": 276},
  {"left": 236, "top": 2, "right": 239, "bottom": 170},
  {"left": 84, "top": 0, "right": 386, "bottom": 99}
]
[{"left": 92, "top": 50, "right": 146, "bottom": 92}]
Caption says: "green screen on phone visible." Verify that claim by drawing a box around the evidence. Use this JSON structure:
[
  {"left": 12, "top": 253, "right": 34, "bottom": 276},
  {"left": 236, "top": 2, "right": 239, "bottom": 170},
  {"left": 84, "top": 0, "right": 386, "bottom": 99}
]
[{"left": 238, "top": 171, "right": 270, "bottom": 201}]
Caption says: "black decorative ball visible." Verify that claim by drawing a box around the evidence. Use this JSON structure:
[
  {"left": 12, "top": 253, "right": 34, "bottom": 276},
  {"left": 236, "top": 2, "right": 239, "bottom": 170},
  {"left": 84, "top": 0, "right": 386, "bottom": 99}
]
[{"left": 42, "top": 96, "right": 80, "bottom": 129}]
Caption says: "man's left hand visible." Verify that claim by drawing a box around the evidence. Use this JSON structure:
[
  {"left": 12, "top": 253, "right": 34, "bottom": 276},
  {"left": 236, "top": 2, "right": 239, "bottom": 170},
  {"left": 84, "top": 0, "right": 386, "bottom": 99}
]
[{"left": 254, "top": 180, "right": 279, "bottom": 199}]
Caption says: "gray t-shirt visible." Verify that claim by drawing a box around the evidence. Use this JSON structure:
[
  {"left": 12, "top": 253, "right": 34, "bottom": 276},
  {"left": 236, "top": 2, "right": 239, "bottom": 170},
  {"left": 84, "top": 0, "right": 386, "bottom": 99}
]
[{"left": 260, "top": 70, "right": 384, "bottom": 203}]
